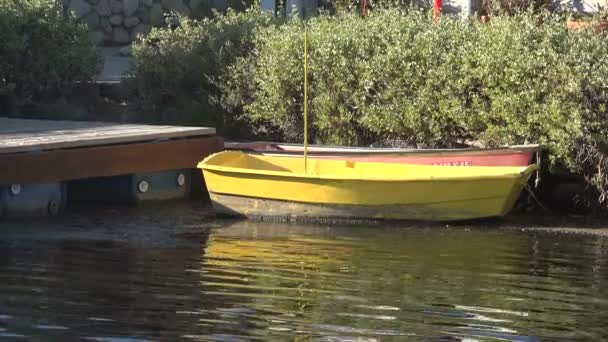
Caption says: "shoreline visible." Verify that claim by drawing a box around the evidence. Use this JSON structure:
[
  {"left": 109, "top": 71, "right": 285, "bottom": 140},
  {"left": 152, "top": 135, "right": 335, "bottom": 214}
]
[{"left": 1, "top": 201, "right": 607, "bottom": 238}]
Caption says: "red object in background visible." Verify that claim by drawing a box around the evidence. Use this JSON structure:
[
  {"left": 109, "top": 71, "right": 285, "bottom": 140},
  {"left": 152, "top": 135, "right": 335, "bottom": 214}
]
[
  {"left": 434, "top": 0, "right": 442, "bottom": 22},
  {"left": 362, "top": 0, "right": 367, "bottom": 16}
]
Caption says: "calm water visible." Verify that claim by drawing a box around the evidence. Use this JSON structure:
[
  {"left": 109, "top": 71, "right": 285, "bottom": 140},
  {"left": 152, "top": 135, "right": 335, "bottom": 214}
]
[{"left": 0, "top": 203, "right": 607, "bottom": 341}]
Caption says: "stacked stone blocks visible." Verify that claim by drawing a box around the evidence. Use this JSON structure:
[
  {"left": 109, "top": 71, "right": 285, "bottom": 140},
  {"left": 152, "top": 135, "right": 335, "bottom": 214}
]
[{"left": 61, "top": 0, "right": 226, "bottom": 45}]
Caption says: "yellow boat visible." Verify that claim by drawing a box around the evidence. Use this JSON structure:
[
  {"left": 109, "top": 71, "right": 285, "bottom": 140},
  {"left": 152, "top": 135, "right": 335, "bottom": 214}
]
[{"left": 198, "top": 151, "right": 537, "bottom": 222}]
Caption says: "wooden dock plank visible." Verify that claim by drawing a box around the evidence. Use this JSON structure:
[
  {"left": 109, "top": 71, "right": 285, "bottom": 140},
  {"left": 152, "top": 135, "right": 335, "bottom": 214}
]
[
  {"left": 0, "top": 135, "right": 224, "bottom": 184},
  {"left": 0, "top": 118, "right": 216, "bottom": 154}
]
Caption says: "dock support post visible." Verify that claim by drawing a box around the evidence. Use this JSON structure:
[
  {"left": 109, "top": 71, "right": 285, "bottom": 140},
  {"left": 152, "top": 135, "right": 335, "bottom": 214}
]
[
  {"left": 0, "top": 182, "right": 66, "bottom": 218},
  {"left": 68, "top": 169, "right": 193, "bottom": 205}
]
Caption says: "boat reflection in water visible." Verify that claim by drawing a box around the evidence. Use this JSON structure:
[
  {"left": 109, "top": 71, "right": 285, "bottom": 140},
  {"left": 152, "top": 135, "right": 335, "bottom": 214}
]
[{"left": 200, "top": 220, "right": 608, "bottom": 341}]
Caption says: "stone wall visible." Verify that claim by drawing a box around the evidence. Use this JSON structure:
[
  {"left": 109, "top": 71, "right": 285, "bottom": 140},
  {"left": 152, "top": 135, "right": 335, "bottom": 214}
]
[
  {"left": 60, "top": 0, "right": 227, "bottom": 46},
  {"left": 64, "top": 0, "right": 606, "bottom": 46}
]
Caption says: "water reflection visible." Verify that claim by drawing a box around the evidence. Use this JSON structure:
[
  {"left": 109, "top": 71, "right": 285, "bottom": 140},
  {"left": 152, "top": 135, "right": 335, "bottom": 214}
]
[
  {"left": 0, "top": 204, "right": 606, "bottom": 341},
  {"left": 198, "top": 222, "right": 608, "bottom": 341}
]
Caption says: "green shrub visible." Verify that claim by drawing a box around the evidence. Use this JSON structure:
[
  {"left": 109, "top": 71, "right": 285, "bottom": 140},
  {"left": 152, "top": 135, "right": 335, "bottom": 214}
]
[
  {"left": 128, "top": 9, "right": 282, "bottom": 133},
  {"left": 0, "top": 0, "right": 101, "bottom": 113},
  {"left": 480, "top": 0, "right": 554, "bottom": 16},
  {"left": 235, "top": 11, "right": 491, "bottom": 147},
  {"left": 329, "top": 0, "right": 421, "bottom": 15}
]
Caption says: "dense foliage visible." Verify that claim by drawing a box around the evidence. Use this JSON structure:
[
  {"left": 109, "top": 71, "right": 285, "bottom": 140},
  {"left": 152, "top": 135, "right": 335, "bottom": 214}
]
[
  {"left": 0, "top": 0, "right": 101, "bottom": 114},
  {"left": 129, "top": 10, "right": 280, "bottom": 130},
  {"left": 129, "top": 10, "right": 608, "bottom": 206},
  {"left": 480, "top": 0, "right": 554, "bottom": 16}
]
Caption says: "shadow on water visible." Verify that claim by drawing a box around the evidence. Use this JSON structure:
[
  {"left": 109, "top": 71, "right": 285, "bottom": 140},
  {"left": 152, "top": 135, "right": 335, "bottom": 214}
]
[{"left": 0, "top": 202, "right": 607, "bottom": 340}]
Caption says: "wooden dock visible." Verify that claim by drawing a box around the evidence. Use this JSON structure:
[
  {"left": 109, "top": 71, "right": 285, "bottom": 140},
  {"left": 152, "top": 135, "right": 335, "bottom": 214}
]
[{"left": 0, "top": 118, "right": 223, "bottom": 217}]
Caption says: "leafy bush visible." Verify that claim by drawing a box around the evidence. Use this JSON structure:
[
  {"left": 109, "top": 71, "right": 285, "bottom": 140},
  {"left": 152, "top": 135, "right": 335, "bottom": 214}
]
[
  {"left": 480, "top": 0, "right": 554, "bottom": 16},
  {"left": 128, "top": 9, "right": 281, "bottom": 132},
  {"left": 0, "top": 0, "right": 101, "bottom": 113},
  {"left": 329, "top": 0, "right": 423, "bottom": 15}
]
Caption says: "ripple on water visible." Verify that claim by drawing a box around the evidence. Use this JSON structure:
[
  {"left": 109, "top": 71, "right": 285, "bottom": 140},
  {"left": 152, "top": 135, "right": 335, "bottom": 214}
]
[
  {"left": 87, "top": 317, "right": 115, "bottom": 322},
  {"left": 33, "top": 325, "right": 70, "bottom": 330},
  {"left": 0, "top": 332, "right": 27, "bottom": 338},
  {"left": 182, "top": 333, "right": 264, "bottom": 341},
  {"left": 82, "top": 337, "right": 151, "bottom": 342}
]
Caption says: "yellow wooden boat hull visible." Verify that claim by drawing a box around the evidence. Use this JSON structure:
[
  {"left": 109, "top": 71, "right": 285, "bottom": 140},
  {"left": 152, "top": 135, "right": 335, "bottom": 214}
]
[{"left": 198, "top": 151, "right": 537, "bottom": 222}]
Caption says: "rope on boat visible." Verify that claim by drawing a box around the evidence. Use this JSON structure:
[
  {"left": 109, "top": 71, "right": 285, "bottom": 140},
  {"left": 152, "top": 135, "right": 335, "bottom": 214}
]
[
  {"left": 535, "top": 150, "right": 542, "bottom": 189},
  {"left": 525, "top": 183, "right": 550, "bottom": 213}
]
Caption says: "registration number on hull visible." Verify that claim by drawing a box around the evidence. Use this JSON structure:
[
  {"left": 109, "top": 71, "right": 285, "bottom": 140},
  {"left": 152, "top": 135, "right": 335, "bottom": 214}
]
[{"left": 432, "top": 161, "right": 472, "bottom": 166}]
